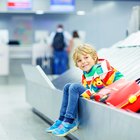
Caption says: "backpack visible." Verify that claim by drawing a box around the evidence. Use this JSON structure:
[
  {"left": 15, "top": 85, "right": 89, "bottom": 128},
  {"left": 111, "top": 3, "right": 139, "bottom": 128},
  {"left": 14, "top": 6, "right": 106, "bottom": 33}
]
[{"left": 52, "top": 32, "right": 66, "bottom": 51}]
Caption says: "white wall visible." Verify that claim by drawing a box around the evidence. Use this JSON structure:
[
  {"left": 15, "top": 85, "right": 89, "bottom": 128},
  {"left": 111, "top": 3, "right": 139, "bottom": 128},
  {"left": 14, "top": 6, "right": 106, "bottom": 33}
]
[{"left": 0, "top": 0, "right": 140, "bottom": 49}]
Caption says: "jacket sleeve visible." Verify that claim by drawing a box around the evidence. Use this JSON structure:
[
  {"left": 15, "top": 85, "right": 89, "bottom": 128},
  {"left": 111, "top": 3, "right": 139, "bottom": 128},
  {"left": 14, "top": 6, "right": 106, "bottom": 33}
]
[{"left": 96, "top": 59, "right": 117, "bottom": 86}]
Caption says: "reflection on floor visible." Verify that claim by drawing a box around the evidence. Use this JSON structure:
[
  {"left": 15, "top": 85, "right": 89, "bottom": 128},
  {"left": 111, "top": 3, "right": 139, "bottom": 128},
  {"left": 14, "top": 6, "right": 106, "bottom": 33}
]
[{"left": 0, "top": 77, "right": 66, "bottom": 140}]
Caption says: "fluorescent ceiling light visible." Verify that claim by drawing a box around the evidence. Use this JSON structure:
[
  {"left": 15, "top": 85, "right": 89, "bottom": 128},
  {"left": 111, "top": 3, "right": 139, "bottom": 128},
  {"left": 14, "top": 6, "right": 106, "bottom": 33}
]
[
  {"left": 77, "top": 11, "right": 85, "bottom": 15},
  {"left": 35, "top": 10, "right": 45, "bottom": 14}
]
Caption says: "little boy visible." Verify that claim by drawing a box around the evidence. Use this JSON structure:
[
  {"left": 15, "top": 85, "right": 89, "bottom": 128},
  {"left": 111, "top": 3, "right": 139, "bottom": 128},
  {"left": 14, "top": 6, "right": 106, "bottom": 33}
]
[{"left": 46, "top": 44, "right": 124, "bottom": 136}]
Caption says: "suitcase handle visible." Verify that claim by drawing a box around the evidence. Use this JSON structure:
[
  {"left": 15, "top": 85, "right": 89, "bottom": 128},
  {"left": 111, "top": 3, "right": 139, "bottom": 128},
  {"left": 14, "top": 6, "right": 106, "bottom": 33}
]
[{"left": 135, "top": 78, "right": 140, "bottom": 85}]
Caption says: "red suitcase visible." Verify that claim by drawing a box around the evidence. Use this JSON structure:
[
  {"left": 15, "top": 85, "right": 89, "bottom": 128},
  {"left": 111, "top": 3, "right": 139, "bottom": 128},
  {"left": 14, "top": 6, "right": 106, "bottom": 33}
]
[
  {"left": 95, "top": 78, "right": 140, "bottom": 112},
  {"left": 116, "top": 90, "right": 140, "bottom": 112},
  {"left": 93, "top": 79, "right": 129, "bottom": 102}
]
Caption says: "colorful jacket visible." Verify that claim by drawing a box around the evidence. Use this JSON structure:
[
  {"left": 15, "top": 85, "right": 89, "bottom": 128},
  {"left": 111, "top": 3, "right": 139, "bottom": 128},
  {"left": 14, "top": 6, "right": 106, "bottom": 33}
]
[{"left": 82, "top": 59, "right": 124, "bottom": 93}]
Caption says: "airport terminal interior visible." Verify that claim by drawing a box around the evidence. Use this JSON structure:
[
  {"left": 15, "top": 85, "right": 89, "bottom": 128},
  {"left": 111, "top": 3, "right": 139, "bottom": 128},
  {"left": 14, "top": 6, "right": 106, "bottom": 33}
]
[{"left": 0, "top": 0, "right": 140, "bottom": 140}]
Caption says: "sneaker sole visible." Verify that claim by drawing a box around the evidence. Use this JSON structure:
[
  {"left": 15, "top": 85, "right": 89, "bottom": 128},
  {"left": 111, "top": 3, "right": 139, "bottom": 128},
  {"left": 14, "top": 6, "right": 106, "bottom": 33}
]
[
  {"left": 54, "top": 126, "right": 78, "bottom": 137},
  {"left": 46, "top": 130, "right": 53, "bottom": 133},
  {"left": 45, "top": 128, "right": 56, "bottom": 133}
]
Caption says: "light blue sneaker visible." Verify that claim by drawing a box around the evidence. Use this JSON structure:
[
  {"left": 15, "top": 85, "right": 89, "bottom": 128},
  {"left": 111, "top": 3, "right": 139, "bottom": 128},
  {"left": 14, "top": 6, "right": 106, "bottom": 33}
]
[
  {"left": 52, "top": 121, "right": 78, "bottom": 137},
  {"left": 45, "top": 120, "right": 62, "bottom": 133}
]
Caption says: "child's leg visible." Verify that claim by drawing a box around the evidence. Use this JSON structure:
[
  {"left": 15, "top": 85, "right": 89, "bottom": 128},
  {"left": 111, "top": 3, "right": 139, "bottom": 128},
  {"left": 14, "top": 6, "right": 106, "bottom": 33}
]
[
  {"left": 59, "top": 83, "right": 72, "bottom": 119},
  {"left": 46, "top": 83, "right": 72, "bottom": 133},
  {"left": 64, "top": 83, "right": 86, "bottom": 121},
  {"left": 52, "top": 83, "right": 86, "bottom": 136}
]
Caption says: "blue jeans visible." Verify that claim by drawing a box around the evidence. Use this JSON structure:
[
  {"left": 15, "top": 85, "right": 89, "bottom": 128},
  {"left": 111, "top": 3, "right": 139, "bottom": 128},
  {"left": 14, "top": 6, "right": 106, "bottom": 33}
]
[{"left": 59, "top": 83, "right": 86, "bottom": 119}]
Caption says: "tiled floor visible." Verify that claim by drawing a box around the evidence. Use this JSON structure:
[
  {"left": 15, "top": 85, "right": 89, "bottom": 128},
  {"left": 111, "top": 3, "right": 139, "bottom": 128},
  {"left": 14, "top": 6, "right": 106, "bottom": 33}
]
[{"left": 0, "top": 79, "right": 66, "bottom": 140}]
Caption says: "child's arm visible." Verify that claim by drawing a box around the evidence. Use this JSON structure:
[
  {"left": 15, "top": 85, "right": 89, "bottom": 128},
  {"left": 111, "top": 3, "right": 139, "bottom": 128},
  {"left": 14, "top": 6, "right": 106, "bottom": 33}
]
[
  {"left": 81, "top": 89, "right": 95, "bottom": 99},
  {"left": 81, "top": 89, "right": 103, "bottom": 101},
  {"left": 97, "top": 59, "right": 117, "bottom": 86}
]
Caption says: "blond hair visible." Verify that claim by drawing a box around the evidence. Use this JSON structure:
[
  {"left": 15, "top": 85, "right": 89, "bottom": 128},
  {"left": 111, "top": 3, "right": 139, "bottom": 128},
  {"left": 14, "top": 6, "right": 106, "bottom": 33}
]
[{"left": 73, "top": 43, "right": 98, "bottom": 66}]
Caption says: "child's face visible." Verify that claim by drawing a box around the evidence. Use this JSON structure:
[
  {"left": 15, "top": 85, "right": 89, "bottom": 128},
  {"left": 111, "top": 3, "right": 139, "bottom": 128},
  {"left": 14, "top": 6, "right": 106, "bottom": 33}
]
[{"left": 76, "top": 53, "right": 96, "bottom": 72}]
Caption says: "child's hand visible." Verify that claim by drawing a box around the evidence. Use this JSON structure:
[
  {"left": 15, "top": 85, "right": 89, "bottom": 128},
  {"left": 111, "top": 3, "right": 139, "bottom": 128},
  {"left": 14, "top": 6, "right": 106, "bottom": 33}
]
[
  {"left": 90, "top": 94, "right": 109, "bottom": 103},
  {"left": 90, "top": 94, "right": 101, "bottom": 101}
]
